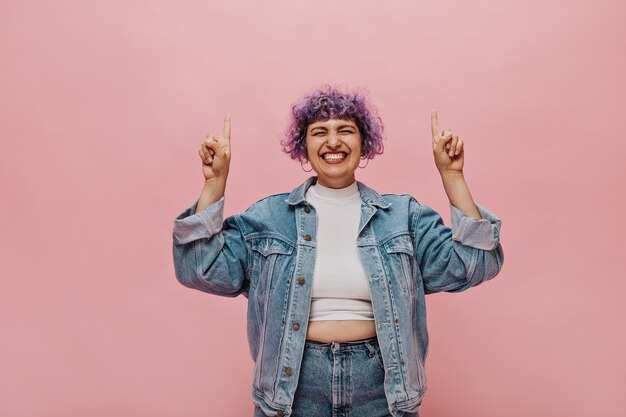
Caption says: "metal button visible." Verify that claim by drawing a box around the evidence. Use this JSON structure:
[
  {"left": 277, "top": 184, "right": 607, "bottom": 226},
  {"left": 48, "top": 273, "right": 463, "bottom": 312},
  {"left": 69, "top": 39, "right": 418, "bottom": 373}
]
[
  {"left": 332, "top": 342, "right": 340, "bottom": 349},
  {"left": 285, "top": 367, "right": 293, "bottom": 376},
  {"left": 304, "top": 206, "right": 311, "bottom": 213},
  {"left": 400, "top": 360, "right": 406, "bottom": 365},
  {"left": 394, "top": 318, "right": 399, "bottom": 324},
  {"left": 298, "top": 276, "right": 305, "bottom": 285},
  {"left": 277, "top": 411, "right": 284, "bottom": 417},
  {"left": 304, "top": 234, "right": 312, "bottom": 241},
  {"left": 292, "top": 322, "right": 300, "bottom": 330}
]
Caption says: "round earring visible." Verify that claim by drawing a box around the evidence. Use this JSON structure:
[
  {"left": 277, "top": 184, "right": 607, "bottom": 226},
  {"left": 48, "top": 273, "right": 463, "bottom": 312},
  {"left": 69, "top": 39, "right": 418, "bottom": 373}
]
[
  {"left": 301, "top": 160, "right": 313, "bottom": 172},
  {"left": 358, "top": 158, "right": 370, "bottom": 169}
]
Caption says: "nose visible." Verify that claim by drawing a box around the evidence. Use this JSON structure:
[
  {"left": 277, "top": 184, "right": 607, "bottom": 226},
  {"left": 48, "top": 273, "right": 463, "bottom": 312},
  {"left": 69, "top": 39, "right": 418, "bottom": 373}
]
[{"left": 326, "top": 134, "right": 342, "bottom": 149}]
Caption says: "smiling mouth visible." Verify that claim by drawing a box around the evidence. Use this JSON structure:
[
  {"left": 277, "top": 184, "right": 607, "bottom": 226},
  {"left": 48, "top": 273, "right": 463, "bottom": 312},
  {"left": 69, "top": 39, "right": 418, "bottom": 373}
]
[{"left": 321, "top": 152, "right": 347, "bottom": 161}]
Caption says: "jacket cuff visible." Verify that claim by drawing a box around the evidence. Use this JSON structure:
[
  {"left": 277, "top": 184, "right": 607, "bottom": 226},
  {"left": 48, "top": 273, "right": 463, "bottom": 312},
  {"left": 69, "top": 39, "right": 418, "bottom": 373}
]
[
  {"left": 450, "top": 202, "right": 501, "bottom": 250},
  {"left": 172, "top": 196, "right": 225, "bottom": 244}
]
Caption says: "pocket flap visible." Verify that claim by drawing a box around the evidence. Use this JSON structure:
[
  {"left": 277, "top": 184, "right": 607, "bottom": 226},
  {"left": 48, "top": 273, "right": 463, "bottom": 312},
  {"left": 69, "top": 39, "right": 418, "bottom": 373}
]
[
  {"left": 249, "top": 237, "right": 294, "bottom": 257},
  {"left": 383, "top": 233, "right": 414, "bottom": 256}
]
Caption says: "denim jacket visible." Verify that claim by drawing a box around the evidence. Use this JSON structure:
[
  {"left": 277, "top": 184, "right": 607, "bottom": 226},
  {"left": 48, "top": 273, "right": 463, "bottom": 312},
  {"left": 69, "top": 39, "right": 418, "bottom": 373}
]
[{"left": 172, "top": 176, "right": 504, "bottom": 417}]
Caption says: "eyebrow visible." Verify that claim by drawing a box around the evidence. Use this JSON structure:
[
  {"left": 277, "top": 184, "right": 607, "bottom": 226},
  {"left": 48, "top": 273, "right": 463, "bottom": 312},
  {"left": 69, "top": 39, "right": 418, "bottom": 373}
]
[{"left": 310, "top": 124, "right": 356, "bottom": 132}]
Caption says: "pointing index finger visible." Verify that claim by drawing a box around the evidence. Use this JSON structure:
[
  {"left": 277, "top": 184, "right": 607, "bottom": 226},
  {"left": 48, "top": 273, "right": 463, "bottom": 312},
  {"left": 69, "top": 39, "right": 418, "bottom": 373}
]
[
  {"left": 431, "top": 110, "right": 440, "bottom": 139},
  {"left": 223, "top": 114, "right": 231, "bottom": 141}
]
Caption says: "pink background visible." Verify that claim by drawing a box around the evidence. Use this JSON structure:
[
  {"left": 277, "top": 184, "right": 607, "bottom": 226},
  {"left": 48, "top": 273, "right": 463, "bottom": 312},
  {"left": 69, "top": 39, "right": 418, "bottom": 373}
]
[{"left": 1, "top": 0, "right": 625, "bottom": 416}]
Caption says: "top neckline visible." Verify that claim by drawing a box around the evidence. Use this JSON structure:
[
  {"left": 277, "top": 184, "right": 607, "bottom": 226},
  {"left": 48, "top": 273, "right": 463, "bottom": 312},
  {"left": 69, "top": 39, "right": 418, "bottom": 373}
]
[{"left": 306, "top": 180, "right": 360, "bottom": 202}]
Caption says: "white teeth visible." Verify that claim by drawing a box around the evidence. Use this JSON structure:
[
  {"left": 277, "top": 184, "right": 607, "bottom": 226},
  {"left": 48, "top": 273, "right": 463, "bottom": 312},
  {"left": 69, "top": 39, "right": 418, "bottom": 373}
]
[{"left": 322, "top": 153, "right": 346, "bottom": 161}]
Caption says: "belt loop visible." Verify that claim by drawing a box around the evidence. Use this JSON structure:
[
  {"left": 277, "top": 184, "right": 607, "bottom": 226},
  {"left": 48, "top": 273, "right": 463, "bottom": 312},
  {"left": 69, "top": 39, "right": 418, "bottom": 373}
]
[{"left": 364, "top": 340, "right": 377, "bottom": 357}]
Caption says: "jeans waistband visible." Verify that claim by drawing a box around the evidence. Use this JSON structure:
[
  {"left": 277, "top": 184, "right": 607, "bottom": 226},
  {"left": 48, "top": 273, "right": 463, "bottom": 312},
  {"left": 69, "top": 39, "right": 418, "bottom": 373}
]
[{"left": 304, "top": 336, "right": 378, "bottom": 352}]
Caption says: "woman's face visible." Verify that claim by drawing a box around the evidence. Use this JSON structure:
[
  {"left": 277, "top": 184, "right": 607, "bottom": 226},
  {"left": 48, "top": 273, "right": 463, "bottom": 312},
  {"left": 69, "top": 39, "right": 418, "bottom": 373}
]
[{"left": 305, "top": 118, "right": 362, "bottom": 189}]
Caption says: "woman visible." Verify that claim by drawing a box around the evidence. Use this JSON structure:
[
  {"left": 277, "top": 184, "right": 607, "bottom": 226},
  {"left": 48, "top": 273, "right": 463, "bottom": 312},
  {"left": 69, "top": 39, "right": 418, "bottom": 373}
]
[{"left": 172, "top": 86, "right": 504, "bottom": 417}]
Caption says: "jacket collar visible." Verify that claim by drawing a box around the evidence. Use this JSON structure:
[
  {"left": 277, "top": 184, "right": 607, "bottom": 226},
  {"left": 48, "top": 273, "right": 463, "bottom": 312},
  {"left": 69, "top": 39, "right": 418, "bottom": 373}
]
[{"left": 286, "top": 176, "right": 392, "bottom": 209}]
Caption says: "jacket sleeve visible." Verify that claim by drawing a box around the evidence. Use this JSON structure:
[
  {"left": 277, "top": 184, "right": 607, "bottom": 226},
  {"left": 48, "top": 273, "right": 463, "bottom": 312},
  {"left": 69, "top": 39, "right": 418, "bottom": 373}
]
[
  {"left": 172, "top": 196, "right": 249, "bottom": 298},
  {"left": 410, "top": 198, "right": 504, "bottom": 294}
]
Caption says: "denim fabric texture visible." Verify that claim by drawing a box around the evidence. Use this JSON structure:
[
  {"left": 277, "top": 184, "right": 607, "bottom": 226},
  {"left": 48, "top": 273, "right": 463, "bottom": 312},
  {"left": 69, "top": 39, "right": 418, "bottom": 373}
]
[
  {"left": 253, "top": 337, "right": 419, "bottom": 417},
  {"left": 172, "top": 176, "right": 504, "bottom": 417}
]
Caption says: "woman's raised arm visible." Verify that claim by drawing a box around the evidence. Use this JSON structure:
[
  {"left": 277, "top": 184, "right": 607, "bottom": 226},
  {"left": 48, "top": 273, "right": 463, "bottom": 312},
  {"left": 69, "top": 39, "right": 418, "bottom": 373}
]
[{"left": 195, "top": 114, "right": 232, "bottom": 213}]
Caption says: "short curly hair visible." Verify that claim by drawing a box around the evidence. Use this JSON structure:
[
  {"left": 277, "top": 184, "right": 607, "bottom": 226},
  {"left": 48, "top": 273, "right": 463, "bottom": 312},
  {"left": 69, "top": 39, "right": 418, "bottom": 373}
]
[{"left": 281, "top": 85, "right": 384, "bottom": 162}]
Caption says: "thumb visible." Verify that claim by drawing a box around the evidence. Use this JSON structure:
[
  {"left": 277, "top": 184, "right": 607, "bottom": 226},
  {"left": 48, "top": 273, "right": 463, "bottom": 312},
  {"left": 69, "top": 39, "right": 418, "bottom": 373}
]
[
  {"left": 435, "top": 130, "right": 453, "bottom": 153},
  {"left": 206, "top": 136, "right": 226, "bottom": 158}
]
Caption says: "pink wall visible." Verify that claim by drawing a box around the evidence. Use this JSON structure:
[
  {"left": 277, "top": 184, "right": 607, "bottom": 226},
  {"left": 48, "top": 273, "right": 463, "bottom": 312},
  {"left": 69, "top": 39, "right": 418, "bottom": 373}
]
[{"left": 2, "top": 0, "right": 625, "bottom": 416}]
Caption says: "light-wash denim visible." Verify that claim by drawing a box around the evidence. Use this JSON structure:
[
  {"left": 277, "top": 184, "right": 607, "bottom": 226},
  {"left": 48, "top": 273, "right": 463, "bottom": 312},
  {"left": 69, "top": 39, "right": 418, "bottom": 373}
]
[
  {"left": 253, "top": 337, "right": 418, "bottom": 417},
  {"left": 172, "top": 176, "right": 504, "bottom": 417}
]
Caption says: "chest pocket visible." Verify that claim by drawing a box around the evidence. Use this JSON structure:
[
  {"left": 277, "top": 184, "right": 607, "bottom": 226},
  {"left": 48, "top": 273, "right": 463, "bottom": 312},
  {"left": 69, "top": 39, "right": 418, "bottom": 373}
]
[
  {"left": 382, "top": 233, "right": 415, "bottom": 296},
  {"left": 247, "top": 236, "right": 295, "bottom": 321}
]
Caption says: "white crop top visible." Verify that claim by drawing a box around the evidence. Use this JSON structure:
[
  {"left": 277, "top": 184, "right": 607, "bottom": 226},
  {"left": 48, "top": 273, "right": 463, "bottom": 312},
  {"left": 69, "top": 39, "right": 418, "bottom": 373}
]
[{"left": 304, "top": 180, "right": 374, "bottom": 321}]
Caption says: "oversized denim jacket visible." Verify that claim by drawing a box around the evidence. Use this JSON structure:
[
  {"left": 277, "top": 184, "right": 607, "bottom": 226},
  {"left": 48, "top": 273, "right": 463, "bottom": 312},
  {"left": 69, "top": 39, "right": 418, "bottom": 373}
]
[{"left": 172, "top": 176, "right": 504, "bottom": 417}]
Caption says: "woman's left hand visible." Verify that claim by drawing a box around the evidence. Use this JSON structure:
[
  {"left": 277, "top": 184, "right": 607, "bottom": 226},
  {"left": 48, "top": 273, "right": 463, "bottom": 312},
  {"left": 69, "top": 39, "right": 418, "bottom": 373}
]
[{"left": 431, "top": 110, "right": 464, "bottom": 176}]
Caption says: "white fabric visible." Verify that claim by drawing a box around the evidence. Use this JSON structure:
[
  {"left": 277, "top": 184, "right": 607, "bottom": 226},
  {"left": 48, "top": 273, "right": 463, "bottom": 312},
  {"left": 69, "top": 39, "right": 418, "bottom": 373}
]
[{"left": 304, "top": 181, "right": 374, "bottom": 321}]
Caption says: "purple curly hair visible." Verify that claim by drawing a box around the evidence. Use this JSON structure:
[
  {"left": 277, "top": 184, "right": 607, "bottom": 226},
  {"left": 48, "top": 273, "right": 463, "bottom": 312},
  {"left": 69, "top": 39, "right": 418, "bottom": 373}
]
[{"left": 281, "top": 85, "right": 384, "bottom": 162}]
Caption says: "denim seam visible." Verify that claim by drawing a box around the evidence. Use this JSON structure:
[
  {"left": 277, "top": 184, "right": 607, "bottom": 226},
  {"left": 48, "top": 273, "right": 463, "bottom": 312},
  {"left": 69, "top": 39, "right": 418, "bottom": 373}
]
[
  {"left": 379, "top": 230, "right": 413, "bottom": 246},
  {"left": 246, "top": 232, "right": 296, "bottom": 248},
  {"left": 379, "top": 244, "right": 411, "bottom": 399}
]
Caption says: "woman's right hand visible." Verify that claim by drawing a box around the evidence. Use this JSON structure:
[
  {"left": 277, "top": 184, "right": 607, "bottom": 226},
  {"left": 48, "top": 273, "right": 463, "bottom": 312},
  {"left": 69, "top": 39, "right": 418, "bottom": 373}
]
[{"left": 199, "top": 114, "right": 232, "bottom": 182}]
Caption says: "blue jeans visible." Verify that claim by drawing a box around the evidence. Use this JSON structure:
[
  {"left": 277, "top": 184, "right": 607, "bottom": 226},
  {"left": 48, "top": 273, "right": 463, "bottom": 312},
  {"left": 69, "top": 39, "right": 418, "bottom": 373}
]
[{"left": 253, "top": 337, "right": 420, "bottom": 417}]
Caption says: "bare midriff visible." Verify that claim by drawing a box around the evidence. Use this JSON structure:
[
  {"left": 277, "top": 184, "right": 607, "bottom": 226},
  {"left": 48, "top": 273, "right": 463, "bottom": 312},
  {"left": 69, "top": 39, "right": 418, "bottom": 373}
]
[{"left": 305, "top": 320, "right": 377, "bottom": 343}]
